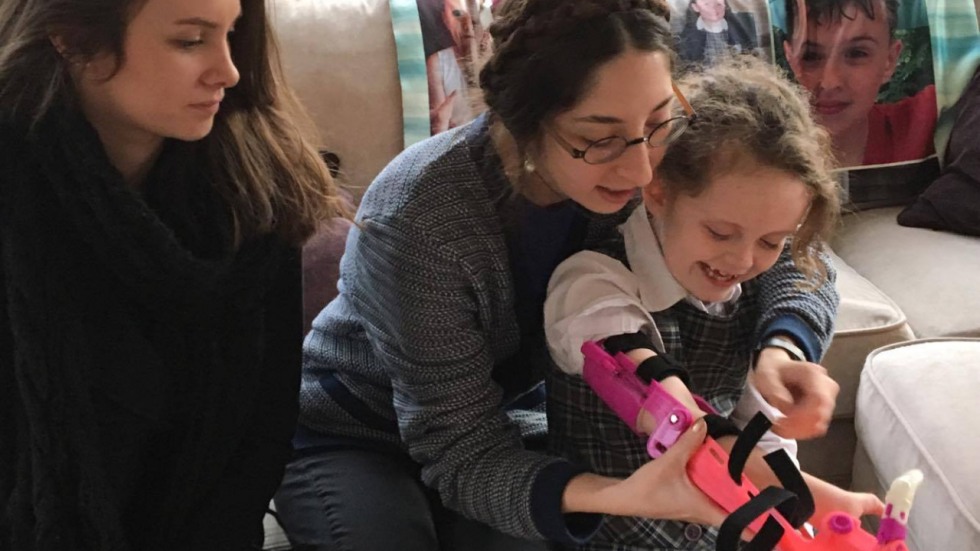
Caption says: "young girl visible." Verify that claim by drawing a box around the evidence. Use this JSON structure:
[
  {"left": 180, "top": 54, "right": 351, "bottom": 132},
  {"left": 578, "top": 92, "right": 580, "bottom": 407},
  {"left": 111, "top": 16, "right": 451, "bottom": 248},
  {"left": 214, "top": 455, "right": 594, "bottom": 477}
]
[
  {"left": 0, "top": 0, "right": 345, "bottom": 548},
  {"left": 545, "top": 56, "right": 882, "bottom": 550}
]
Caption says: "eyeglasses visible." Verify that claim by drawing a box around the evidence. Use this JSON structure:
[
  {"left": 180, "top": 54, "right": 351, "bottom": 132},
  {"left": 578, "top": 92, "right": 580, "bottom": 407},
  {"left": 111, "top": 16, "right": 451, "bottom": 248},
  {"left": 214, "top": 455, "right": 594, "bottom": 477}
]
[{"left": 547, "top": 83, "right": 698, "bottom": 165}]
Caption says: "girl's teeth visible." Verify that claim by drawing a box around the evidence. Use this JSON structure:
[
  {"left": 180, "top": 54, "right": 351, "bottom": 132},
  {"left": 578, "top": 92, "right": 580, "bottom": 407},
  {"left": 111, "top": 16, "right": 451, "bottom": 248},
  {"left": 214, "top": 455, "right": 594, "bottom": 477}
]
[{"left": 705, "top": 265, "right": 735, "bottom": 281}]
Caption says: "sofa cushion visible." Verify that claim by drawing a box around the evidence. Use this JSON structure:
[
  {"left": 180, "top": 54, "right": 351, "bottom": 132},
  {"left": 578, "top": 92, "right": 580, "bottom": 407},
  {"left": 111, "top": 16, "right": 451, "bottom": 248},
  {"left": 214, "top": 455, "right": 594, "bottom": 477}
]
[
  {"left": 898, "top": 67, "right": 980, "bottom": 237},
  {"left": 272, "top": 0, "right": 403, "bottom": 191},
  {"left": 302, "top": 218, "right": 354, "bottom": 334},
  {"left": 797, "top": 252, "right": 913, "bottom": 488},
  {"left": 832, "top": 207, "right": 980, "bottom": 339},
  {"left": 854, "top": 339, "right": 980, "bottom": 551},
  {"left": 822, "top": 250, "right": 914, "bottom": 419}
]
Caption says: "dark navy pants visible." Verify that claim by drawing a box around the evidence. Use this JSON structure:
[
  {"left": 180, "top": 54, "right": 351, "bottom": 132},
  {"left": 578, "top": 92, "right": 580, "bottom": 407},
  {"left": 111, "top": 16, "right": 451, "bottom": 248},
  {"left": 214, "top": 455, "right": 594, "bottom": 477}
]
[{"left": 274, "top": 448, "right": 551, "bottom": 551}]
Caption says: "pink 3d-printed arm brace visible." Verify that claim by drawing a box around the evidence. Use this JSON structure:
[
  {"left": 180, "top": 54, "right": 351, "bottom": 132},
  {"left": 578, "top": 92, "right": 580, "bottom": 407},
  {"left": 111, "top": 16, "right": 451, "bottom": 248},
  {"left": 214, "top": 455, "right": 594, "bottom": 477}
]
[
  {"left": 578, "top": 341, "right": 920, "bottom": 551},
  {"left": 580, "top": 340, "right": 693, "bottom": 458}
]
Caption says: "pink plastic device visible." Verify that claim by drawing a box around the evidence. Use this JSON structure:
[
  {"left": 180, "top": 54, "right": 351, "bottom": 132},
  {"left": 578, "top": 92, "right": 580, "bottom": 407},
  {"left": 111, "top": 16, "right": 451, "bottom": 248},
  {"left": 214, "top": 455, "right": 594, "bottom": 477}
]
[
  {"left": 579, "top": 340, "right": 918, "bottom": 551},
  {"left": 581, "top": 341, "right": 692, "bottom": 458},
  {"left": 686, "top": 438, "right": 910, "bottom": 550}
]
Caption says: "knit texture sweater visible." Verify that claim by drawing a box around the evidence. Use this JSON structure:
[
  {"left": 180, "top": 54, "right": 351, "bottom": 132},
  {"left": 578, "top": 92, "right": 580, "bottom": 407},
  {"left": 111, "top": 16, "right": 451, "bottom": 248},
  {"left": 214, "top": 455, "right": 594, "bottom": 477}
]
[{"left": 0, "top": 109, "right": 302, "bottom": 551}]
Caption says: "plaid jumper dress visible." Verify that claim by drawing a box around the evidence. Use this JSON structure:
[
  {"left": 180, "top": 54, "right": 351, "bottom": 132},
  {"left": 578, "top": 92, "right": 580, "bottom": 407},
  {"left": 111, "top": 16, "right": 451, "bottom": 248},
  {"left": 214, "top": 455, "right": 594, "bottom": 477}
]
[{"left": 548, "top": 259, "right": 763, "bottom": 550}]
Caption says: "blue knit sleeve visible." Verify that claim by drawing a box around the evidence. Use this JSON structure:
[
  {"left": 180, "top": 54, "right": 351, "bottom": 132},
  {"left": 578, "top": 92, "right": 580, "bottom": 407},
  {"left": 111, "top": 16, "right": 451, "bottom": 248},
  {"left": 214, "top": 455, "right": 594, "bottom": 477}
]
[{"left": 753, "top": 246, "right": 839, "bottom": 362}]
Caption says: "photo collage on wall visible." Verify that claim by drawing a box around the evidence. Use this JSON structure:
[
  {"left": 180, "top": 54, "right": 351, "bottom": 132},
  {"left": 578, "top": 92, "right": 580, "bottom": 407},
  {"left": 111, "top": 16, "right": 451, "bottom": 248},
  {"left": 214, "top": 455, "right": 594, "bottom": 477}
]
[{"left": 411, "top": 0, "right": 975, "bottom": 209}]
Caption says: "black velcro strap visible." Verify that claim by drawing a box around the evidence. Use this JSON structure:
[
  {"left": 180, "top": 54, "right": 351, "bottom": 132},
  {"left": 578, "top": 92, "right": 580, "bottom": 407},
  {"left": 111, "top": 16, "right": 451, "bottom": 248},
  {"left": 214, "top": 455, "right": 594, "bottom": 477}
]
[
  {"left": 743, "top": 516, "right": 787, "bottom": 551},
  {"left": 716, "top": 486, "right": 797, "bottom": 551},
  {"left": 702, "top": 414, "right": 741, "bottom": 441},
  {"left": 602, "top": 332, "right": 655, "bottom": 355},
  {"left": 727, "top": 412, "right": 773, "bottom": 483},
  {"left": 635, "top": 354, "right": 690, "bottom": 386},
  {"left": 763, "top": 450, "right": 815, "bottom": 528}
]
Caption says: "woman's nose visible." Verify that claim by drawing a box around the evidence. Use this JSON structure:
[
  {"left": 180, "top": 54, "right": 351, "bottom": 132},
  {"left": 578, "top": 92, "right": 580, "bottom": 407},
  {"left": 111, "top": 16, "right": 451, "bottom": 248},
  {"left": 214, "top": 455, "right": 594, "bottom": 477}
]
[
  {"left": 613, "top": 142, "right": 654, "bottom": 188},
  {"left": 205, "top": 41, "right": 240, "bottom": 89}
]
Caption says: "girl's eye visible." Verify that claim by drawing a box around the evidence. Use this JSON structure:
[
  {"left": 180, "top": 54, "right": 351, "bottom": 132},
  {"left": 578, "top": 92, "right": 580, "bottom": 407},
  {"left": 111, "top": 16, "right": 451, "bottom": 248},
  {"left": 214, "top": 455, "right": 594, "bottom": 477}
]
[
  {"left": 759, "top": 239, "right": 782, "bottom": 251},
  {"left": 706, "top": 227, "right": 730, "bottom": 241}
]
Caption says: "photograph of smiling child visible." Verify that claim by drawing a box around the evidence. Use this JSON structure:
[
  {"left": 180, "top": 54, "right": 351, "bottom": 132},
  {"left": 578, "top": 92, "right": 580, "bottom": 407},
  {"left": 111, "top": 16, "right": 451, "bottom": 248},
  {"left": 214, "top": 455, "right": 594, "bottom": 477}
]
[{"left": 782, "top": 0, "right": 937, "bottom": 168}]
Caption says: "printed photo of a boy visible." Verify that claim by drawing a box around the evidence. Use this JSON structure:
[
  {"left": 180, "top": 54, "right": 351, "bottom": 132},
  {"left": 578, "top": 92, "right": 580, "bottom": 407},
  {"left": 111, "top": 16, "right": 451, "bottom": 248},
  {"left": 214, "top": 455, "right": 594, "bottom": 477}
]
[{"left": 780, "top": 0, "right": 937, "bottom": 167}]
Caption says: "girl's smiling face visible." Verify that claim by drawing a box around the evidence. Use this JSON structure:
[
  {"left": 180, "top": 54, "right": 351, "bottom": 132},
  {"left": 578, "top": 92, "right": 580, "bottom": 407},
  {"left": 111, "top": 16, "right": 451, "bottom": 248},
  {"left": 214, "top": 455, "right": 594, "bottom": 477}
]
[{"left": 644, "top": 163, "right": 812, "bottom": 303}]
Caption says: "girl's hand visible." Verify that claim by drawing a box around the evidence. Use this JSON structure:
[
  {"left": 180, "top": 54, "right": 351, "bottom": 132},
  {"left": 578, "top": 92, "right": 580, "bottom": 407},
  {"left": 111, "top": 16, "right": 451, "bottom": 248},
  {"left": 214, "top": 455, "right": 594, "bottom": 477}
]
[
  {"left": 751, "top": 348, "right": 839, "bottom": 440},
  {"left": 429, "top": 90, "right": 458, "bottom": 134},
  {"left": 807, "top": 475, "right": 885, "bottom": 524}
]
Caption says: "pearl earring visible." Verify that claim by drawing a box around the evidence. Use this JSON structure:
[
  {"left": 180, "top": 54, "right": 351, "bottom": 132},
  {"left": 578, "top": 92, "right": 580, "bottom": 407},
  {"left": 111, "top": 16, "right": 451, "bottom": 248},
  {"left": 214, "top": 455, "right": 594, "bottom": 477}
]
[{"left": 523, "top": 156, "right": 536, "bottom": 173}]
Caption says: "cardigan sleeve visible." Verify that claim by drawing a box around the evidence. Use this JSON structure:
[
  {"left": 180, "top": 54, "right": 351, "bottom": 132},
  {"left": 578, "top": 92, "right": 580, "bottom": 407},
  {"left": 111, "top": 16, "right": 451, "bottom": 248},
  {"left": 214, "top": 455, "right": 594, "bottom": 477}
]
[
  {"left": 753, "top": 246, "right": 839, "bottom": 362},
  {"left": 345, "top": 213, "right": 597, "bottom": 543}
]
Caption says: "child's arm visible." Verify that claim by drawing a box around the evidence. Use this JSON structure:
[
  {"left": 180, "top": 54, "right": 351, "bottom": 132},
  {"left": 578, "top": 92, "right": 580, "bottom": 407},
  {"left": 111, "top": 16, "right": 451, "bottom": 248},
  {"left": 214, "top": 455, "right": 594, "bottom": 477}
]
[
  {"left": 708, "top": 434, "right": 884, "bottom": 524},
  {"left": 753, "top": 247, "right": 841, "bottom": 439},
  {"left": 545, "top": 251, "right": 659, "bottom": 377},
  {"left": 622, "top": 347, "right": 707, "bottom": 432}
]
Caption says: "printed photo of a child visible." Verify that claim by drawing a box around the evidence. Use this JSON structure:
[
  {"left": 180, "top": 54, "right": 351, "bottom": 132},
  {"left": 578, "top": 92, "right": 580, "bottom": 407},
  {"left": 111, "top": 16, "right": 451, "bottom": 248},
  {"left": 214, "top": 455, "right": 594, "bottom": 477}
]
[
  {"left": 773, "top": 0, "right": 938, "bottom": 168},
  {"left": 671, "top": 0, "right": 770, "bottom": 65},
  {"left": 417, "top": 0, "right": 495, "bottom": 135}
]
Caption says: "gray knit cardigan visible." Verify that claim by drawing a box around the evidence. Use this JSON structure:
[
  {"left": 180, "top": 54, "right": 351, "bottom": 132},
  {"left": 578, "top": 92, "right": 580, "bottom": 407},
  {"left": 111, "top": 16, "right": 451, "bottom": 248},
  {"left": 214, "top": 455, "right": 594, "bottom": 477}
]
[{"left": 298, "top": 114, "right": 839, "bottom": 542}]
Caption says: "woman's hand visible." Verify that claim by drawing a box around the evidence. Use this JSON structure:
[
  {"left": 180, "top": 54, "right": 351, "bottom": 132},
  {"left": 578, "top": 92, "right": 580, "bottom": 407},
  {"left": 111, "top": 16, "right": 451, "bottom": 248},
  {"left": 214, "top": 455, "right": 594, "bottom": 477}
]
[
  {"left": 751, "top": 348, "right": 839, "bottom": 440},
  {"left": 616, "top": 420, "right": 727, "bottom": 525},
  {"left": 562, "top": 420, "right": 728, "bottom": 527}
]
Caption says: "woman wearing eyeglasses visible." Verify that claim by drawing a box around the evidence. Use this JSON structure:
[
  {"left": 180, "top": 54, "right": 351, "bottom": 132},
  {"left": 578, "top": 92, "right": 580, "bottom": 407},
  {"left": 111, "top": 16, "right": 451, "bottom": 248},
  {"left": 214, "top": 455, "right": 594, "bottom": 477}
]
[{"left": 274, "top": 0, "right": 841, "bottom": 549}]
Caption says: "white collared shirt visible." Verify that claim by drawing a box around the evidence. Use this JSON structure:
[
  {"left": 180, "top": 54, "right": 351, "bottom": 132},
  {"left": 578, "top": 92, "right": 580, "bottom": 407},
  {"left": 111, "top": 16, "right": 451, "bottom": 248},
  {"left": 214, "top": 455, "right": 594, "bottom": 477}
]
[
  {"left": 696, "top": 16, "right": 729, "bottom": 34},
  {"left": 544, "top": 207, "right": 797, "bottom": 460}
]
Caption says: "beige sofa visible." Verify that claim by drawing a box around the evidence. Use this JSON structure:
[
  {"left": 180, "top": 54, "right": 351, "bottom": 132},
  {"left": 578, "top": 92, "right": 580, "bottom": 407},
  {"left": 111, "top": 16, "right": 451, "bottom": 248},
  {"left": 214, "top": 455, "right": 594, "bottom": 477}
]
[
  {"left": 819, "top": 211, "right": 980, "bottom": 549},
  {"left": 264, "top": 0, "right": 980, "bottom": 548},
  {"left": 796, "top": 208, "right": 980, "bottom": 488}
]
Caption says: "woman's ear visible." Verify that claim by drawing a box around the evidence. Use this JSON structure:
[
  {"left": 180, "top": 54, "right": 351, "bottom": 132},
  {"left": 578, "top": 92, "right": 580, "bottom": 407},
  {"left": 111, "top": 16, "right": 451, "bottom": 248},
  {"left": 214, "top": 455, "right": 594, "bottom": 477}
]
[
  {"left": 782, "top": 39, "right": 803, "bottom": 80},
  {"left": 49, "top": 34, "right": 71, "bottom": 59},
  {"left": 48, "top": 33, "right": 87, "bottom": 77}
]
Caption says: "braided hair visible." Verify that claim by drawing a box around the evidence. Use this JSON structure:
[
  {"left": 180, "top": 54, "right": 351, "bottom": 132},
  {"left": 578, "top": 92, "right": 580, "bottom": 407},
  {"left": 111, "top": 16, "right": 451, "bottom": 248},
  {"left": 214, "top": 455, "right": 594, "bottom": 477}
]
[{"left": 480, "top": 0, "right": 675, "bottom": 151}]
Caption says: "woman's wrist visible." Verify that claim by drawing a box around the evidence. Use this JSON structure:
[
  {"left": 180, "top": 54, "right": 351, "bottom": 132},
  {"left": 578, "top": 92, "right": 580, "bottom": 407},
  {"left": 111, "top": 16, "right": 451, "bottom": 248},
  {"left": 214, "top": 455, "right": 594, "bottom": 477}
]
[{"left": 562, "top": 472, "right": 628, "bottom": 516}]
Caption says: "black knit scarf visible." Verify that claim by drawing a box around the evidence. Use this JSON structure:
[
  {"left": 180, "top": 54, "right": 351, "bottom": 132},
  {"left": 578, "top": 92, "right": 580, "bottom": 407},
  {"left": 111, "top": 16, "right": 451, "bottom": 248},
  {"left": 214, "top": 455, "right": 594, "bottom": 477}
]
[{"left": 0, "top": 109, "right": 285, "bottom": 550}]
